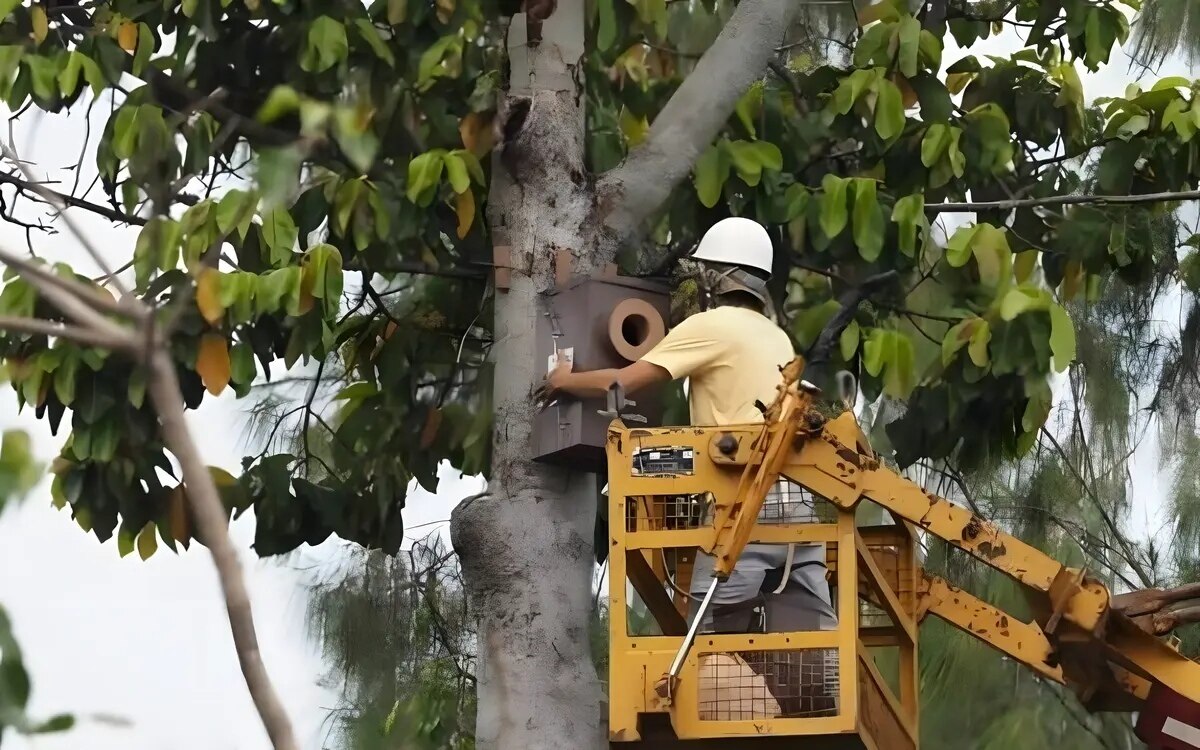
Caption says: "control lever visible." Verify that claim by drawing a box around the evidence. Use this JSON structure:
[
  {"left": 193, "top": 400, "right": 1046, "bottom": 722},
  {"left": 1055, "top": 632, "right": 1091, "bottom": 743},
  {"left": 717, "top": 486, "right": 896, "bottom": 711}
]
[{"left": 598, "top": 382, "right": 647, "bottom": 424}]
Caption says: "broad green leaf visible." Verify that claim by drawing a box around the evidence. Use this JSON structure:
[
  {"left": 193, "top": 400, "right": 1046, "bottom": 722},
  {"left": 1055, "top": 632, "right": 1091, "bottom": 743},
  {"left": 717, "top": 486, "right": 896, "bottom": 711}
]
[
  {"left": 941, "top": 318, "right": 977, "bottom": 366},
  {"left": 257, "top": 85, "right": 300, "bottom": 123},
  {"left": 1022, "top": 378, "right": 1053, "bottom": 432},
  {"left": 874, "top": 78, "right": 905, "bottom": 141},
  {"left": 727, "top": 140, "right": 781, "bottom": 187},
  {"left": 443, "top": 151, "right": 471, "bottom": 194},
  {"left": 970, "top": 224, "right": 1012, "bottom": 289},
  {"left": 897, "top": 15, "right": 920, "bottom": 77},
  {"left": 354, "top": 19, "right": 395, "bottom": 67},
  {"left": 783, "top": 184, "right": 809, "bottom": 222},
  {"left": 334, "top": 382, "right": 380, "bottom": 400},
  {"left": 133, "top": 217, "right": 183, "bottom": 289},
  {"left": 819, "top": 174, "right": 849, "bottom": 238},
  {"left": 0, "top": 429, "right": 40, "bottom": 503},
  {"left": 830, "top": 68, "right": 877, "bottom": 116},
  {"left": 230, "top": 342, "right": 256, "bottom": 386},
  {"left": 851, "top": 178, "right": 884, "bottom": 262},
  {"left": 921, "top": 123, "right": 951, "bottom": 167},
  {"left": 217, "top": 189, "right": 258, "bottom": 237},
  {"left": 968, "top": 319, "right": 991, "bottom": 367},
  {"left": 840, "top": 320, "right": 860, "bottom": 361},
  {"left": 0, "top": 0, "right": 21, "bottom": 20},
  {"left": 407, "top": 150, "right": 445, "bottom": 206},
  {"left": 260, "top": 208, "right": 298, "bottom": 266},
  {"left": 999, "top": 285, "right": 1051, "bottom": 320},
  {"left": 1048, "top": 303, "right": 1075, "bottom": 372},
  {"left": 117, "top": 526, "right": 135, "bottom": 558},
  {"left": 944, "top": 224, "right": 979, "bottom": 268},
  {"left": 891, "top": 193, "right": 923, "bottom": 257},
  {"left": 1014, "top": 250, "right": 1037, "bottom": 283},
  {"left": 917, "top": 29, "right": 942, "bottom": 72},
  {"left": 693, "top": 143, "right": 730, "bottom": 208},
  {"left": 302, "top": 16, "right": 349, "bottom": 73},
  {"left": 597, "top": 0, "right": 617, "bottom": 51},
  {"left": 137, "top": 522, "right": 158, "bottom": 560}
]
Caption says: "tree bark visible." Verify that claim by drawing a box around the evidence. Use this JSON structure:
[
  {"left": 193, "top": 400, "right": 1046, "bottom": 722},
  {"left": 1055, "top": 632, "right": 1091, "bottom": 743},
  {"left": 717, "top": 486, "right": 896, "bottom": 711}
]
[
  {"left": 450, "top": 3, "right": 605, "bottom": 749},
  {"left": 449, "top": 1, "right": 802, "bottom": 747}
]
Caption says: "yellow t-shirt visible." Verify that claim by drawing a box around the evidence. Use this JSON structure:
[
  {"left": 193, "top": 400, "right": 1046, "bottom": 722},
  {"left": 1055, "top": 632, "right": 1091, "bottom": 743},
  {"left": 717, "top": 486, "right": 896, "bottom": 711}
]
[{"left": 641, "top": 306, "right": 795, "bottom": 426}]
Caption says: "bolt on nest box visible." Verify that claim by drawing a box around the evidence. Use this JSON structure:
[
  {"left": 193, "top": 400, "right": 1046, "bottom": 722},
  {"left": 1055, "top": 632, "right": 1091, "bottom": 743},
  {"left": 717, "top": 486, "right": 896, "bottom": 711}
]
[{"left": 532, "top": 272, "right": 672, "bottom": 469}]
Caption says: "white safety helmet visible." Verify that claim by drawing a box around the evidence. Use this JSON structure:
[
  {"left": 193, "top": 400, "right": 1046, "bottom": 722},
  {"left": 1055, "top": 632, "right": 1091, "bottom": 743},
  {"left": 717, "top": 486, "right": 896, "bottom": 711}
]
[{"left": 691, "top": 217, "right": 774, "bottom": 279}]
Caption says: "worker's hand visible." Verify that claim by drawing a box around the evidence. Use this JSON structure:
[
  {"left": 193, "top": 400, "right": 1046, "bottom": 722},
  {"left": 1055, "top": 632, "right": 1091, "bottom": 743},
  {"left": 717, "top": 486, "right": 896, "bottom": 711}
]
[{"left": 534, "top": 350, "right": 573, "bottom": 409}]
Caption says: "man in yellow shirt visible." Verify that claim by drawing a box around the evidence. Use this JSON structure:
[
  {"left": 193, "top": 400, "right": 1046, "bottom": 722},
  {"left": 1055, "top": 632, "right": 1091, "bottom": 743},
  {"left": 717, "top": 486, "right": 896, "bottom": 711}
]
[{"left": 542, "top": 217, "right": 837, "bottom": 636}]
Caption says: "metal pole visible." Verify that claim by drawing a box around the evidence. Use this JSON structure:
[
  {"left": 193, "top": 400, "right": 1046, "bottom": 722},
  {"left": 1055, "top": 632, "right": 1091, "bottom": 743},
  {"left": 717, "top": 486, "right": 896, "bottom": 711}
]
[{"left": 667, "top": 577, "right": 720, "bottom": 682}]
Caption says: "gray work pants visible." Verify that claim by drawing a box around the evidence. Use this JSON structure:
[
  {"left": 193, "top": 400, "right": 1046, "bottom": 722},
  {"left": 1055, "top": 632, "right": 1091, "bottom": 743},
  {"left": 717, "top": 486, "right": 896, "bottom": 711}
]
[{"left": 688, "top": 543, "right": 837, "bottom": 633}]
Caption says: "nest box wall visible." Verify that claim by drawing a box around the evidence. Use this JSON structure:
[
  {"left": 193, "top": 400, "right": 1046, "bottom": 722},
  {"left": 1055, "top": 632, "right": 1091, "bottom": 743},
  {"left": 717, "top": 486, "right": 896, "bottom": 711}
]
[{"left": 533, "top": 275, "right": 671, "bottom": 470}]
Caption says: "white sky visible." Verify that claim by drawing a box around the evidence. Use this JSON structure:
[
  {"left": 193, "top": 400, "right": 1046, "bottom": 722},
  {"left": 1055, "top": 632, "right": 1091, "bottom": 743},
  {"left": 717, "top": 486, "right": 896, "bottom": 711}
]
[{"left": 0, "top": 16, "right": 1194, "bottom": 750}]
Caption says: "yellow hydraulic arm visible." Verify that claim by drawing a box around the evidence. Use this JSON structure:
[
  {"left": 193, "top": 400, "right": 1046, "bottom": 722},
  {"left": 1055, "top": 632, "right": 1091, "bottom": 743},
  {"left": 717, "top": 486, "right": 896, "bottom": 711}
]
[{"left": 669, "top": 355, "right": 1200, "bottom": 749}]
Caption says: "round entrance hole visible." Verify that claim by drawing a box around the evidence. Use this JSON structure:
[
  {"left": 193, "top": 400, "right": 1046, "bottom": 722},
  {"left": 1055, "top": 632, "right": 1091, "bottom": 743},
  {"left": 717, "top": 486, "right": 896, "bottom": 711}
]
[{"left": 621, "top": 313, "right": 650, "bottom": 348}]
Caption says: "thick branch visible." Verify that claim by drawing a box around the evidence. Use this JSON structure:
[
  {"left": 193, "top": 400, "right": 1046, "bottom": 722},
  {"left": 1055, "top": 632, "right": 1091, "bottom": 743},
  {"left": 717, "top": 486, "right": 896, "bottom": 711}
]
[
  {"left": 145, "top": 350, "right": 298, "bottom": 750},
  {"left": 805, "top": 270, "right": 899, "bottom": 366},
  {"left": 928, "top": 189, "right": 1200, "bottom": 214},
  {"left": 596, "top": 0, "right": 801, "bottom": 252},
  {"left": 1113, "top": 581, "right": 1200, "bottom": 617}
]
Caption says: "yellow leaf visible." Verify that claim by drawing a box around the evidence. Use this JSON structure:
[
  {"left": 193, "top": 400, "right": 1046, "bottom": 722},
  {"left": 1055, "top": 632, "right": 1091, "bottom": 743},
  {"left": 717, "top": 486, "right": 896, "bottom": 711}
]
[
  {"left": 196, "top": 333, "right": 231, "bottom": 396},
  {"left": 946, "top": 73, "right": 975, "bottom": 95},
  {"left": 856, "top": 1, "right": 891, "bottom": 26},
  {"left": 195, "top": 268, "right": 224, "bottom": 325},
  {"left": 137, "top": 522, "right": 158, "bottom": 560},
  {"left": 894, "top": 74, "right": 918, "bottom": 108},
  {"left": 117, "top": 21, "right": 137, "bottom": 52},
  {"left": 455, "top": 189, "right": 475, "bottom": 239},
  {"left": 619, "top": 108, "right": 649, "bottom": 147},
  {"left": 459, "top": 111, "right": 495, "bottom": 156},
  {"left": 30, "top": 5, "right": 47, "bottom": 44},
  {"left": 297, "top": 266, "right": 316, "bottom": 315},
  {"left": 168, "top": 485, "right": 191, "bottom": 550},
  {"left": 436, "top": 0, "right": 454, "bottom": 23},
  {"left": 1014, "top": 250, "right": 1037, "bottom": 283}
]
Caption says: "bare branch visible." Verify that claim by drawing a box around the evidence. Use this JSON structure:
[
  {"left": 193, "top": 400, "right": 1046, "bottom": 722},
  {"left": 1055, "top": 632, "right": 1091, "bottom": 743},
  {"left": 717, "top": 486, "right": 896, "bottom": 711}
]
[
  {"left": 595, "top": 0, "right": 801, "bottom": 252},
  {"left": 0, "top": 139, "right": 130, "bottom": 297},
  {"left": 928, "top": 188, "right": 1200, "bottom": 214},
  {"left": 0, "top": 314, "right": 134, "bottom": 350},
  {"left": 0, "top": 244, "right": 139, "bottom": 325},
  {"left": 146, "top": 350, "right": 299, "bottom": 750},
  {"left": 1114, "top": 581, "right": 1200, "bottom": 617},
  {"left": 0, "top": 171, "right": 146, "bottom": 227}
]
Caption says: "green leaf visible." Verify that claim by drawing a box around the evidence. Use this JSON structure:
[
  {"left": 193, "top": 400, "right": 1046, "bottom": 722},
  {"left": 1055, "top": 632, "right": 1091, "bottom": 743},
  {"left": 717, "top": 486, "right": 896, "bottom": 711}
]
[
  {"left": 257, "top": 85, "right": 301, "bottom": 123},
  {"left": 0, "top": 0, "right": 21, "bottom": 20},
  {"left": 851, "top": 178, "right": 884, "bottom": 262},
  {"left": 1097, "top": 140, "right": 1141, "bottom": 193},
  {"left": 217, "top": 189, "right": 258, "bottom": 237},
  {"left": 132, "top": 23, "right": 154, "bottom": 77},
  {"left": 999, "top": 285, "right": 1051, "bottom": 320},
  {"left": 734, "top": 81, "right": 763, "bottom": 138},
  {"left": 597, "top": 0, "right": 617, "bottom": 50},
  {"left": 133, "top": 217, "right": 183, "bottom": 289},
  {"left": 921, "top": 123, "right": 951, "bottom": 167},
  {"left": 117, "top": 526, "right": 135, "bottom": 558},
  {"left": 917, "top": 29, "right": 942, "bottom": 72},
  {"left": 407, "top": 150, "right": 445, "bottom": 206},
  {"left": 874, "top": 78, "right": 905, "bottom": 141},
  {"left": 726, "top": 140, "right": 781, "bottom": 187},
  {"left": 230, "top": 342, "right": 256, "bottom": 385},
  {"left": 941, "top": 318, "right": 973, "bottom": 366},
  {"left": 260, "top": 209, "right": 298, "bottom": 266},
  {"left": 443, "top": 151, "right": 471, "bottom": 194},
  {"left": 137, "top": 522, "right": 158, "bottom": 560},
  {"left": 944, "top": 224, "right": 978, "bottom": 267},
  {"left": 968, "top": 319, "right": 991, "bottom": 367},
  {"left": 354, "top": 19, "right": 395, "bottom": 67},
  {"left": 863, "top": 329, "right": 915, "bottom": 398},
  {"left": 897, "top": 15, "right": 921, "bottom": 78},
  {"left": 891, "top": 193, "right": 923, "bottom": 257},
  {"left": 1048, "top": 303, "right": 1075, "bottom": 372},
  {"left": 302, "top": 16, "right": 349, "bottom": 73},
  {"left": 693, "top": 143, "right": 730, "bottom": 208},
  {"left": 819, "top": 174, "right": 849, "bottom": 238},
  {"left": 334, "top": 382, "right": 380, "bottom": 400},
  {"left": 840, "top": 320, "right": 860, "bottom": 361},
  {"left": 387, "top": 0, "right": 408, "bottom": 24},
  {"left": 830, "top": 68, "right": 876, "bottom": 115},
  {"left": 0, "top": 429, "right": 40, "bottom": 503}
]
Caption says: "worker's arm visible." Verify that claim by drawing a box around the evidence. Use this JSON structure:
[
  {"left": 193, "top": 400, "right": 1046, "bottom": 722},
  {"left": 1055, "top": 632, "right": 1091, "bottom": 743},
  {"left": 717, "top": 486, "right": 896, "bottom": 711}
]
[{"left": 546, "top": 358, "right": 671, "bottom": 399}]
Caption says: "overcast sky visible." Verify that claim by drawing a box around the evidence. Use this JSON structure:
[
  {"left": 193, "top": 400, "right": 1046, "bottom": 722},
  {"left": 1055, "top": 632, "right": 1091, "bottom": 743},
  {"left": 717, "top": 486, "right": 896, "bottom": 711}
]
[{"left": 0, "top": 16, "right": 1193, "bottom": 750}]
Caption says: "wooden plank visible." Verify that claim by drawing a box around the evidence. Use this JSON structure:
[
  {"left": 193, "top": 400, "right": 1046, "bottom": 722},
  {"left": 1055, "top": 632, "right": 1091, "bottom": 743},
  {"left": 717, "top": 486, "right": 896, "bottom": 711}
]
[{"left": 626, "top": 550, "right": 687, "bottom": 636}]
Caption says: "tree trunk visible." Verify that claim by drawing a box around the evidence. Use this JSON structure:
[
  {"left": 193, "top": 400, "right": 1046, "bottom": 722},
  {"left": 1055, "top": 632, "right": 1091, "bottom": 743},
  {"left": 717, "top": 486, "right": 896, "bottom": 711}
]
[{"left": 450, "top": 3, "right": 606, "bottom": 749}]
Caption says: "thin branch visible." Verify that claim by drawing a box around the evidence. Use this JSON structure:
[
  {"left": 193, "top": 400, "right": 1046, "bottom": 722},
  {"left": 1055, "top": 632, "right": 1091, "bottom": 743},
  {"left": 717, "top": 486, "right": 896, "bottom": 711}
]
[
  {"left": 0, "top": 139, "right": 130, "bottom": 296},
  {"left": 928, "top": 189, "right": 1200, "bottom": 214},
  {"left": 596, "top": 0, "right": 802, "bottom": 253},
  {"left": 1039, "top": 427, "right": 1153, "bottom": 588},
  {"left": 0, "top": 314, "right": 133, "bottom": 350},
  {"left": 146, "top": 350, "right": 299, "bottom": 750}
]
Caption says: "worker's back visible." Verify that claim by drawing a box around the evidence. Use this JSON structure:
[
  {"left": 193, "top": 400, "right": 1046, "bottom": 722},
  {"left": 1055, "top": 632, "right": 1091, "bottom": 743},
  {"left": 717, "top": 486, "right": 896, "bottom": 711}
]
[{"left": 641, "top": 305, "right": 794, "bottom": 427}]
